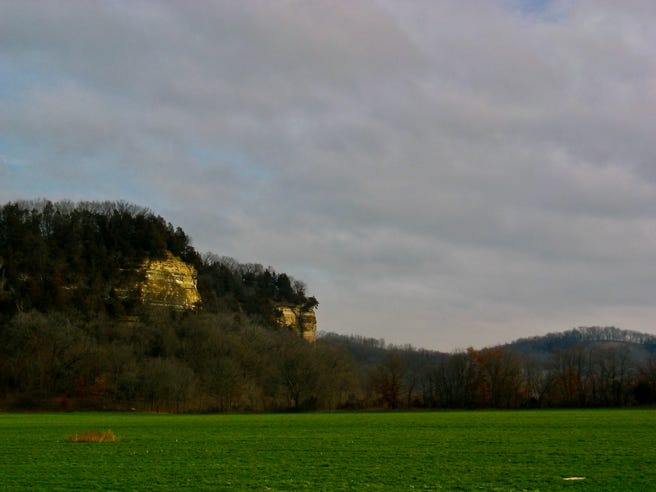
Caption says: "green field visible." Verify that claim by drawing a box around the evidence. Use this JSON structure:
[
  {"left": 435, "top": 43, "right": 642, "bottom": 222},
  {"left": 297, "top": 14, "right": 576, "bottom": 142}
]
[{"left": 0, "top": 410, "right": 654, "bottom": 490}]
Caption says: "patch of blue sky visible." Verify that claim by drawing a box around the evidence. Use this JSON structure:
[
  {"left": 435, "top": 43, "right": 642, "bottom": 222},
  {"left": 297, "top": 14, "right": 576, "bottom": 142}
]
[
  {"left": 0, "top": 137, "right": 30, "bottom": 171},
  {"left": 0, "top": 57, "right": 56, "bottom": 101},
  {"left": 186, "top": 144, "right": 273, "bottom": 183},
  {"left": 0, "top": 153, "right": 55, "bottom": 200},
  {"left": 0, "top": 136, "right": 142, "bottom": 201},
  {"left": 510, "top": 0, "right": 563, "bottom": 22}
]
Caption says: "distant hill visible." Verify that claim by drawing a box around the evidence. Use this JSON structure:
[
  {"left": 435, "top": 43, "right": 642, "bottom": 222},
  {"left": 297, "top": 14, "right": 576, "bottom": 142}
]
[{"left": 505, "top": 326, "right": 656, "bottom": 356}]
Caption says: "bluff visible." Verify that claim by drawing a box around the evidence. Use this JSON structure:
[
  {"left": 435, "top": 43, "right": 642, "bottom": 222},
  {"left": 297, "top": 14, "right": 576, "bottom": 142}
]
[
  {"left": 135, "top": 256, "right": 318, "bottom": 342},
  {"left": 139, "top": 252, "right": 202, "bottom": 310},
  {"left": 275, "top": 304, "right": 317, "bottom": 343},
  {"left": 0, "top": 200, "right": 318, "bottom": 342}
]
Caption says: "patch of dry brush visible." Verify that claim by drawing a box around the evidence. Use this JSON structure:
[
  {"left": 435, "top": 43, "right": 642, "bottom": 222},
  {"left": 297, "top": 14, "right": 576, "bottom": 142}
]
[{"left": 66, "top": 430, "right": 120, "bottom": 443}]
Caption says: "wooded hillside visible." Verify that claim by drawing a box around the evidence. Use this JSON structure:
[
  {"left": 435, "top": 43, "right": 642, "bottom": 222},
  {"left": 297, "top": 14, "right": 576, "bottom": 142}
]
[{"left": 0, "top": 199, "right": 314, "bottom": 322}]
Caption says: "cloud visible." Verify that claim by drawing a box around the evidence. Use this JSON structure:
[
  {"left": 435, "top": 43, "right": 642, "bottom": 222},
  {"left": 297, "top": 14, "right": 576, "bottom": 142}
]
[{"left": 2, "top": 1, "right": 656, "bottom": 349}]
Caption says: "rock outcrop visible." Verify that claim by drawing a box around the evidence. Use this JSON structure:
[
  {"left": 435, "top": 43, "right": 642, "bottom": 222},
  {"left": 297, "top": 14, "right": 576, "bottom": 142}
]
[
  {"left": 275, "top": 304, "right": 317, "bottom": 343},
  {"left": 139, "top": 252, "right": 201, "bottom": 310}
]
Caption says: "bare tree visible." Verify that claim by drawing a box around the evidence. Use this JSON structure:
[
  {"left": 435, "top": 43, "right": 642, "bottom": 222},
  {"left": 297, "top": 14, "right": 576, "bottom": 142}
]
[{"left": 370, "top": 352, "right": 404, "bottom": 409}]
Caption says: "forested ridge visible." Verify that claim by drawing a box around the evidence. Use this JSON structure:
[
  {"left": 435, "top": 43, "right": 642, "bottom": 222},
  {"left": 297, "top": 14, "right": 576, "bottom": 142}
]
[
  {"left": 2, "top": 200, "right": 656, "bottom": 412},
  {"left": 0, "top": 199, "right": 314, "bottom": 320}
]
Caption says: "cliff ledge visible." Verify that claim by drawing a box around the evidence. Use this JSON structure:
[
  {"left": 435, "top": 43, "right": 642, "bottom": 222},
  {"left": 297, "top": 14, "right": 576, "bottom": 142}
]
[
  {"left": 139, "top": 252, "right": 201, "bottom": 310},
  {"left": 275, "top": 304, "right": 317, "bottom": 343}
]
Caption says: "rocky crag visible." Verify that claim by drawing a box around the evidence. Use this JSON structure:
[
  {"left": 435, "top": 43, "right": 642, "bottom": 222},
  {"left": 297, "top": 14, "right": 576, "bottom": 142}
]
[
  {"left": 136, "top": 252, "right": 317, "bottom": 342},
  {"left": 138, "top": 252, "right": 202, "bottom": 310},
  {"left": 275, "top": 304, "right": 317, "bottom": 343}
]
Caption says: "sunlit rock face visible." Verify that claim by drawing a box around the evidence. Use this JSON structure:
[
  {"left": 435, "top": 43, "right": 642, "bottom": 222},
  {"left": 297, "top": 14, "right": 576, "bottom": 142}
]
[
  {"left": 139, "top": 253, "right": 201, "bottom": 310},
  {"left": 276, "top": 305, "right": 317, "bottom": 343}
]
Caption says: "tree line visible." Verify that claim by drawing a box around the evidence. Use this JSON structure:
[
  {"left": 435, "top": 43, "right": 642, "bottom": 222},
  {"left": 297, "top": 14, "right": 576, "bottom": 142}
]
[
  {"left": 2, "top": 311, "right": 656, "bottom": 412},
  {"left": 0, "top": 311, "right": 354, "bottom": 412},
  {"left": 325, "top": 330, "right": 656, "bottom": 410}
]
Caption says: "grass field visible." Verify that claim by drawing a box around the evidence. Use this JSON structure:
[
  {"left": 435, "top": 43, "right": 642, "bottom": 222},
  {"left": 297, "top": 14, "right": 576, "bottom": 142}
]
[{"left": 0, "top": 409, "right": 654, "bottom": 490}]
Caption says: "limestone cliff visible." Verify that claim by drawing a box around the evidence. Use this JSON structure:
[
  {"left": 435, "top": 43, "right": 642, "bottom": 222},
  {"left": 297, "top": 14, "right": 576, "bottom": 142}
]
[
  {"left": 139, "top": 252, "right": 201, "bottom": 310},
  {"left": 275, "top": 304, "right": 317, "bottom": 343}
]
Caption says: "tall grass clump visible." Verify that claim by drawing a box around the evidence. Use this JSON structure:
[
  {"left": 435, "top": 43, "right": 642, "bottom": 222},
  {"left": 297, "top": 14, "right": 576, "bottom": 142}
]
[{"left": 66, "top": 429, "right": 119, "bottom": 443}]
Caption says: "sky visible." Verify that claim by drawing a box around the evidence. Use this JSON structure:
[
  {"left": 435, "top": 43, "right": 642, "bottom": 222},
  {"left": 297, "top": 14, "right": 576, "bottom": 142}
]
[{"left": 2, "top": 1, "right": 656, "bottom": 351}]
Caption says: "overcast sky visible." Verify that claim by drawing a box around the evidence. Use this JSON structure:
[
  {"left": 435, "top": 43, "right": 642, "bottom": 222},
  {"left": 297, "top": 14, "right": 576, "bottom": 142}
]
[{"left": 2, "top": 1, "right": 656, "bottom": 350}]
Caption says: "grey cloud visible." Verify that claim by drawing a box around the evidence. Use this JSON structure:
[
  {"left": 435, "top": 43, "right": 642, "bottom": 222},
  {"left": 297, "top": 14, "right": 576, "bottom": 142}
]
[{"left": 2, "top": 1, "right": 656, "bottom": 349}]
